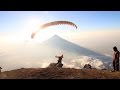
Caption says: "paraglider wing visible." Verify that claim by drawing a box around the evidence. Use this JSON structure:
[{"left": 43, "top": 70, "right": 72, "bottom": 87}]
[
  {"left": 31, "top": 21, "right": 77, "bottom": 39},
  {"left": 40, "top": 21, "right": 77, "bottom": 29}
]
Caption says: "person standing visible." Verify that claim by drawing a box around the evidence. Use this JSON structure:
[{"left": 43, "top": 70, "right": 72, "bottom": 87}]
[{"left": 112, "top": 46, "right": 119, "bottom": 71}]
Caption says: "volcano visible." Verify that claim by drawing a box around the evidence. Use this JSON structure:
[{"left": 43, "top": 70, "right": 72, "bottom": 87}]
[{"left": 38, "top": 35, "right": 111, "bottom": 62}]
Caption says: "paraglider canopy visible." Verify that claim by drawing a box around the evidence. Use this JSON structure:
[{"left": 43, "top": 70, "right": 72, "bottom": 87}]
[{"left": 31, "top": 20, "right": 77, "bottom": 39}]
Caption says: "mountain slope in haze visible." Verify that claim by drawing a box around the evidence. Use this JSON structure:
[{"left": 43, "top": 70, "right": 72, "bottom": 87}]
[{"left": 39, "top": 35, "right": 111, "bottom": 62}]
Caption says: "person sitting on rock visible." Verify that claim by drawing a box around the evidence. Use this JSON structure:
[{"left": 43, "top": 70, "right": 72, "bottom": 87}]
[{"left": 0, "top": 67, "right": 2, "bottom": 73}]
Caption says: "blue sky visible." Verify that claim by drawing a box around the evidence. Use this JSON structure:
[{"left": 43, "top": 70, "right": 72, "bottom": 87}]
[{"left": 0, "top": 11, "right": 120, "bottom": 32}]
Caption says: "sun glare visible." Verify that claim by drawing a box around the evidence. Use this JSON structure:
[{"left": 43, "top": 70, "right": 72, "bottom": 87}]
[
  {"left": 20, "top": 16, "right": 50, "bottom": 43},
  {"left": 21, "top": 16, "right": 61, "bottom": 43},
  {"left": 3, "top": 16, "right": 74, "bottom": 43}
]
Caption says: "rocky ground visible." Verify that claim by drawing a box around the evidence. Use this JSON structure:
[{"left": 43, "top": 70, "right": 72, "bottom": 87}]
[{"left": 0, "top": 68, "right": 120, "bottom": 79}]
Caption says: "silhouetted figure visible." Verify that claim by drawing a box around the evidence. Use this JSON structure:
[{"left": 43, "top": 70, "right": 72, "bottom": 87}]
[
  {"left": 83, "top": 64, "right": 92, "bottom": 69},
  {"left": 55, "top": 54, "right": 63, "bottom": 67},
  {"left": 0, "top": 67, "right": 2, "bottom": 73},
  {"left": 112, "top": 46, "right": 119, "bottom": 72}
]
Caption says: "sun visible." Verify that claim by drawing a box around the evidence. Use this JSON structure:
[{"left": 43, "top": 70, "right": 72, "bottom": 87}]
[
  {"left": 24, "top": 16, "right": 43, "bottom": 32},
  {"left": 3, "top": 16, "right": 48, "bottom": 43},
  {"left": 20, "top": 16, "right": 54, "bottom": 43},
  {"left": 22, "top": 17, "right": 60, "bottom": 43}
]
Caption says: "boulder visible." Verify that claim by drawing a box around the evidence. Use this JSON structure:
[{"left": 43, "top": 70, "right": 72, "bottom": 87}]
[{"left": 48, "top": 63, "right": 63, "bottom": 68}]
